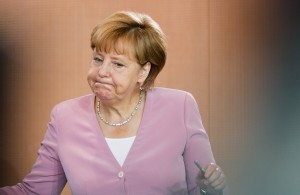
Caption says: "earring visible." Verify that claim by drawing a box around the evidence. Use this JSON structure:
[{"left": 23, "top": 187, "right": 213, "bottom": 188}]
[{"left": 139, "top": 84, "right": 144, "bottom": 91}]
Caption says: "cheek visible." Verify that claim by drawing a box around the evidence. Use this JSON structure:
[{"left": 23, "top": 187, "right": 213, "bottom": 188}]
[
  {"left": 111, "top": 75, "right": 131, "bottom": 89},
  {"left": 86, "top": 71, "right": 92, "bottom": 81},
  {"left": 87, "top": 67, "right": 97, "bottom": 80},
  {"left": 87, "top": 70, "right": 98, "bottom": 90},
  {"left": 86, "top": 73, "right": 92, "bottom": 86}
]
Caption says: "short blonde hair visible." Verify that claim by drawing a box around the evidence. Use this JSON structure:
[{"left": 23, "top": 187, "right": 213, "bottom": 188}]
[{"left": 91, "top": 11, "right": 167, "bottom": 90}]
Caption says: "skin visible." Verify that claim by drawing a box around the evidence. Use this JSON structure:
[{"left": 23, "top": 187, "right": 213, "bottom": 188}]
[
  {"left": 87, "top": 49, "right": 150, "bottom": 104},
  {"left": 196, "top": 162, "right": 227, "bottom": 194},
  {"left": 87, "top": 47, "right": 150, "bottom": 138}
]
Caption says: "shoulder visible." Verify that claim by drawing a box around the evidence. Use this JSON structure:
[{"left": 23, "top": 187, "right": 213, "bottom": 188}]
[
  {"left": 55, "top": 94, "right": 94, "bottom": 109},
  {"left": 147, "top": 87, "right": 195, "bottom": 102},
  {"left": 145, "top": 87, "right": 197, "bottom": 113},
  {"left": 51, "top": 94, "right": 95, "bottom": 117}
]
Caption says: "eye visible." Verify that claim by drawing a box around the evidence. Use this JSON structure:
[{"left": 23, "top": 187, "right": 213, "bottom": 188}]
[
  {"left": 113, "top": 62, "right": 125, "bottom": 68},
  {"left": 93, "top": 57, "right": 103, "bottom": 63}
]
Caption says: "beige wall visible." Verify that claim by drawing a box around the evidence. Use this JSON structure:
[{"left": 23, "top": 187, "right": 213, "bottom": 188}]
[{"left": 0, "top": 1, "right": 282, "bottom": 194}]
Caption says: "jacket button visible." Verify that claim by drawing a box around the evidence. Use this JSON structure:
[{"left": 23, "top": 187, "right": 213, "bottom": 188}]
[{"left": 118, "top": 171, "right": 124, "bottom": 178}]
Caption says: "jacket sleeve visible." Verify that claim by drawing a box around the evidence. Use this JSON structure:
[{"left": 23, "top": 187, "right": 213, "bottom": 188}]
[
  {"left": 183, "top": 93, "right": 229, "bottom": 195},
  {"left": 181, "top": 93, "right": 217, "bottom": 195},
  {"left": 0, "top": 106, "right": 67, "bottom": 195}
]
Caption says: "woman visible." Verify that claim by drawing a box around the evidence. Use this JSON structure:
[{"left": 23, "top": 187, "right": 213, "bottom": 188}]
[{"left": 0, "top": 11, "right": 227, "bottom": 195}]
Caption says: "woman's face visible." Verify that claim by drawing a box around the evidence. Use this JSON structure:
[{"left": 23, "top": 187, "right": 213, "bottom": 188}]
[{"left": 87, "top": 48, "right": 150, "bottom": 102}]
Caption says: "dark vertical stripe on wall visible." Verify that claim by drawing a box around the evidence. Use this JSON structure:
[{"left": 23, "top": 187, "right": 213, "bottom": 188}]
[
  {"left": 231, "top": 1, "right": 300, "bottom": 194},
  {"left": 0, "top": 23, "right": 20, "bottom": 186},
  {"left": 250, "top": 1, "right": 300, "bottom": 194},
  {"left": 209, "top": 0, "right": 300, "bottom": 194}
]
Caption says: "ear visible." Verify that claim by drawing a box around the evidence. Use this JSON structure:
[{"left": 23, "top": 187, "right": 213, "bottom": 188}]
[{"left": 138, "top": 62, "right": 151, "bottom": 84}]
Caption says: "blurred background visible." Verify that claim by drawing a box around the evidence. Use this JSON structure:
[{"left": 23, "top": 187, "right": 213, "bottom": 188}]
[{"left": 0, "top": 0, "right": 299, "bottom": 194}]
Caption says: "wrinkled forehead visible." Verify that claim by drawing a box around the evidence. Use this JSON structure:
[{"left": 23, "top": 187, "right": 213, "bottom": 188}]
[{"left": 94, "top": 35, "right": 137, "bottom": 61}]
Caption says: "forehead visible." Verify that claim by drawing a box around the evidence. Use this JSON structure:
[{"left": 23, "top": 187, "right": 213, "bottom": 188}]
[{"left": 95, "top": 37, "right": 137, "bottom": 61}]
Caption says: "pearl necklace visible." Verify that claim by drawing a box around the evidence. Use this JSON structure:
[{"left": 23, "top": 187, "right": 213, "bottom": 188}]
[{"left": 96, "top": 90, "right": 144, "bottom": 126}]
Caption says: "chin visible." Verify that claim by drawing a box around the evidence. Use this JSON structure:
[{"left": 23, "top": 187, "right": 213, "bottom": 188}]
[{"left": 95, "top": 90, "right": 114, "bottom": 101}]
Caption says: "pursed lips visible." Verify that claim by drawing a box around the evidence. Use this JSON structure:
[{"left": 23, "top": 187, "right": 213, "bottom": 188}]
[{"left": 95, "top": 81, "right": 112, "bottom": 86}]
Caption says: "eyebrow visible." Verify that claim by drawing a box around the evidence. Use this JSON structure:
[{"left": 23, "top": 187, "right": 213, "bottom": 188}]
[
  {"left": 110, "top": 56, "right": 124, "bottom": 61},
  {"left": 93, "top": 50, "right": 129, "bottom": 62}
]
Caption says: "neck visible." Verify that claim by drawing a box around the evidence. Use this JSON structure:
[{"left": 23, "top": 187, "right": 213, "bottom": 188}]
[
  {"left": 96, "top": 90, "right": 144, "bottom": 126},
  {"left": 100, "top": 90, "right": 140, "bottom": 115}
]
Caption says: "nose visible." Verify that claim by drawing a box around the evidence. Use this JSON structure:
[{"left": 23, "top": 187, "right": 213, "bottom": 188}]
[{"left": 98, "top": 61, "right": 111, "bottom": 77}]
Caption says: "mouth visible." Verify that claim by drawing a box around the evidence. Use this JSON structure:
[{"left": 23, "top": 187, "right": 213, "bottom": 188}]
[
  {"left": 95, "top": 80, "right": 111, "bottom": 85},
  {"left": 94, "top": 81, "right": 113, "bottom": 89}
]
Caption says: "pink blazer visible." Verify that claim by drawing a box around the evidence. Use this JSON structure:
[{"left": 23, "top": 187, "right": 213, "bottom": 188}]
[{"left": 0, "top": 88, "right": 220, "bottom": 195}]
